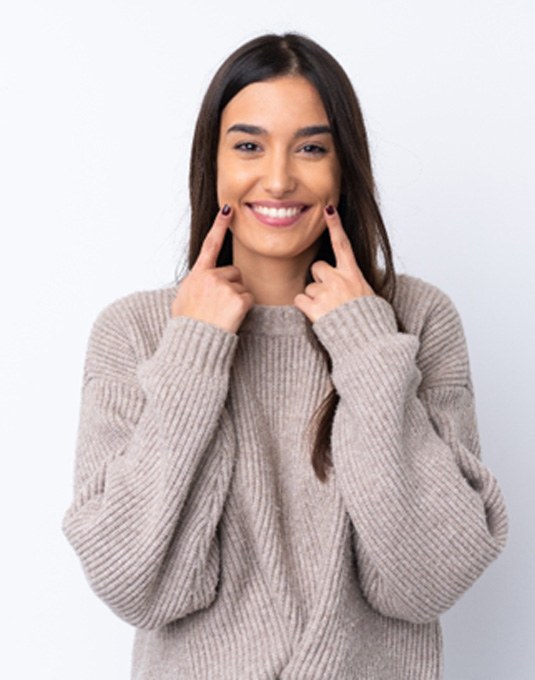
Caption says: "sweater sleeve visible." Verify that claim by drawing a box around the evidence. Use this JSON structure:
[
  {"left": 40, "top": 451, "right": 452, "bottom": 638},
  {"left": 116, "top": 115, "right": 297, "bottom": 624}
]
[
  {"left": 311, "top": 290, "right": 508, "bottom": 624},
  {"left": 61, "top": 300, "right": 239, "bottom": 630}
]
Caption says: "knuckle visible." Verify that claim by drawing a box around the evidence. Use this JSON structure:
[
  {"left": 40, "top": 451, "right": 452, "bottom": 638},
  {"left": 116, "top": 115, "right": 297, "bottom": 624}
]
[
  {"left": 241, "top": 292, "right": 254, "bottom": 308},
  {"left": 205, "top": 269, "right": 218, "bottom": 284}
]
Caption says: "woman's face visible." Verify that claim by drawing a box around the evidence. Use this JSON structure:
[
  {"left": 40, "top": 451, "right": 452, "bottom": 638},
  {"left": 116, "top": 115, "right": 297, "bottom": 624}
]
[{"left": 216, "top": 76, "right": 341, "bottom": 265}]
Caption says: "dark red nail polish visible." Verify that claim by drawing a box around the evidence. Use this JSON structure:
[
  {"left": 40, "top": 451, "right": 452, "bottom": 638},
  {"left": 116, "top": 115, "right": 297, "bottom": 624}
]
[
  {"left": 326, "top": 205, "right": 335, "bottom": 215},
  {"left": 222, "top": 204, "right": 231, "bottom": 215}
]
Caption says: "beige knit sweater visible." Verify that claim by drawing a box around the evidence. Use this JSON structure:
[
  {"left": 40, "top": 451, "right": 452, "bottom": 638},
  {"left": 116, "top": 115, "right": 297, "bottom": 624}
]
[{"left": 62, "top": 272, "right": 508, "bottom": 679}]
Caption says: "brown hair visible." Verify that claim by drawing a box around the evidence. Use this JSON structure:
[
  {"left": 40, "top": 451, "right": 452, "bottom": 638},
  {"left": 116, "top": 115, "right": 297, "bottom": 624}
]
[{"left": 175, "top": 32, "right": 405, "bottom": 482}]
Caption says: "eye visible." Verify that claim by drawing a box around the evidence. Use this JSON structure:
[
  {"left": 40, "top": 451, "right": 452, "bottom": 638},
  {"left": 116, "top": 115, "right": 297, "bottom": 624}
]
[
  {"left": 234, "top": 141, "right": 261, "bottom": 153},
  {"left": 300, "top": 143, "right": 327, "bottom": 156}
]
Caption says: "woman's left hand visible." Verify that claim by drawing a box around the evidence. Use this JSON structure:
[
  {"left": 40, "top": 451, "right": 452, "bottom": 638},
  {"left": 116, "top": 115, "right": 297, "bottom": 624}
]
[{"left": 294, "top": 205, "right": 376, "bottom": 323}]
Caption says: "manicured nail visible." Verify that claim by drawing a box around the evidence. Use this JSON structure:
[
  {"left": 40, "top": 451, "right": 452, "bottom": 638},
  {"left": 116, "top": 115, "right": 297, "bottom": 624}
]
[
  {"left": 222, "top": 204, "right": 231, "bottom": 215},
  {"left": 325, "top": 204, "right": 335, "bottom": 215}
]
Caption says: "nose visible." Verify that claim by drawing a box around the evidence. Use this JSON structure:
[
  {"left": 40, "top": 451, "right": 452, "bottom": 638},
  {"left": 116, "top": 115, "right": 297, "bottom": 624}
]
[{"left": 261, "top": 150, "right": 297, "bottom": 196}]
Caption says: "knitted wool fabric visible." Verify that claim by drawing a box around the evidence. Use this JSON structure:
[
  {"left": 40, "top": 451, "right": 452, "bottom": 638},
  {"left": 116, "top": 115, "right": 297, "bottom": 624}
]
[{"left": 62, "top": 272, "right": 508, "bottom": 679}]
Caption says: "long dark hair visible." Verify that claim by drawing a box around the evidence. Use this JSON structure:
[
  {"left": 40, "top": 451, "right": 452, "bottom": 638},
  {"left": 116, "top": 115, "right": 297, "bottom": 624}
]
[{"left": 175, "top": 32, "right": 405, "bottom": 482}]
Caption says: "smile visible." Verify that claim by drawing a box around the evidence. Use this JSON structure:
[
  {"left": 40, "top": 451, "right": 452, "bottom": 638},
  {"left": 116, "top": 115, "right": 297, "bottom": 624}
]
[
  {"left": 252, "top": 205, "right": 302, "bottom": 218},
  {"left": 246, "top": 202, "right": 310, "bottom": 228}
]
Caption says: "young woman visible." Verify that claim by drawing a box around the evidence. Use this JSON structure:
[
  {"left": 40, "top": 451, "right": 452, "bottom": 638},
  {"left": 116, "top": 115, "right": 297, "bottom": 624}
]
[{"left": 62, "top": 33, "right": 508, "bottom": 679}]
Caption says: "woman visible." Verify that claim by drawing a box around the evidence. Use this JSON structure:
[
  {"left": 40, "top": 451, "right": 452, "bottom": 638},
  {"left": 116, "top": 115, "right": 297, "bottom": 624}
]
[{"left": 62, "top": 33, "right": 508, "bottom": 679}]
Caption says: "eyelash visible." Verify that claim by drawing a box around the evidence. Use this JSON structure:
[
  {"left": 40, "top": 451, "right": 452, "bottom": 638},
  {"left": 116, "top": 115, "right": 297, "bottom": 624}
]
[
  {"left": 234, "top": 142, "right": 327, "bottom": 156},
  {"left": 301, "top": 144, "right": 327, "bottom": 155}
]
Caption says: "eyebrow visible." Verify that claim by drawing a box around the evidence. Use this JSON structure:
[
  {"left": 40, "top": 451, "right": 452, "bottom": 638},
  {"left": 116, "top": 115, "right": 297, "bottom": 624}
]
[{"left": 226, "top": 123, "right": 332, "bottom": 137}]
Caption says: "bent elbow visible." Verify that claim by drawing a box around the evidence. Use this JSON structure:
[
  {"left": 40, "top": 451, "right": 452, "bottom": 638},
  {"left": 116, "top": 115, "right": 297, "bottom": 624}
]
[
  {"left": 362, "top": 544, "right": 508, "bottom": 626},
  {"left": 364, "top": 587, "right": 442, "bottom": 625},
  {"left": 111, "top": 582, "right": 219, "bottom": 631}
]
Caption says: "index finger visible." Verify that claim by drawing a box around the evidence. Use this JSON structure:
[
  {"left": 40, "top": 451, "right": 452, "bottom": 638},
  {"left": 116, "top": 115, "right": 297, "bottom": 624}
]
[
  {"left": 193, "top": 204, "right": 232, "bottom": 271},
  {"left": 324, "top": 205, "right": 359, "bottom": 272}
]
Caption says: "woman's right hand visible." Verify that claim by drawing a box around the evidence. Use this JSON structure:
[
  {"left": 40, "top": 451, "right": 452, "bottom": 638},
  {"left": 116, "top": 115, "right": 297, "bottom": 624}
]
[{"left": 171, "top": 205, "right": 255, "bottom": 334}]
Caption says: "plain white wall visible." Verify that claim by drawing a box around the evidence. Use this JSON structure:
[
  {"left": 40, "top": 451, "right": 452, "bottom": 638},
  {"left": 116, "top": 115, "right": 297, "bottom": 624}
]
[{"left": 1, "top": 1, "right": 533, "bottom": 678}]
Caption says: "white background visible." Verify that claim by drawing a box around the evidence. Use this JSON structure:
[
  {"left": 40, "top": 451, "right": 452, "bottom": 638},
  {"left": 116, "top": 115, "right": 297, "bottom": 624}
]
[{"left": 1, "top": 1, "right": 533, "bottom": 678}]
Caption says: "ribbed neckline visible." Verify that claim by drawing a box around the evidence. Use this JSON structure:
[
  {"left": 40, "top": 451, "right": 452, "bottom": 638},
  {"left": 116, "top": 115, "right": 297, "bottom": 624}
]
[{"left": 238, "top": 304, "right": 311, "bottom": 336}]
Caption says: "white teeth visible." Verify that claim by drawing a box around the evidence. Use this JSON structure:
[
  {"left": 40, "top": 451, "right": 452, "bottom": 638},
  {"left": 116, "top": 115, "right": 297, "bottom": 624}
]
[{"left": 252, "top": 205, "right": 302, "bottom": 218}]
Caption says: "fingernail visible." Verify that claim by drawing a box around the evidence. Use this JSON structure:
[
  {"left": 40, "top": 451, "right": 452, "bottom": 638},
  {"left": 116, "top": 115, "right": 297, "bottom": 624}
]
[
  {"left": 222, "top": 204, "right": 231, "bottom": 215},
  {"left": 325, "top": 205, "right": 335, "bottom": 215}
]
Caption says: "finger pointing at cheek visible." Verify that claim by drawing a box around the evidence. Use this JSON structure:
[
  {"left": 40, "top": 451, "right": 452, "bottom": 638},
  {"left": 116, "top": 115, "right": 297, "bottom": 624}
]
[
  {"left": 294, "top": 205, "right": 376, "bottom": 323},
  {"left": 324, "top": 205, "right": 375, "bottom": 296},
  {"left": 324, "top": 205, "right": 359, "bottom": 274}
]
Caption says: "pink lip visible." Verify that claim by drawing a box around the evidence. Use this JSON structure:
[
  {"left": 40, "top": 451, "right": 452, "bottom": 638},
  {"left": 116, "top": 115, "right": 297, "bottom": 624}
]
[
  {"left": 248, "top": 200, "right": 309, "bottom": 208},
  {"left": 246, "top": 202, "right": 310, "bottom": 228}
]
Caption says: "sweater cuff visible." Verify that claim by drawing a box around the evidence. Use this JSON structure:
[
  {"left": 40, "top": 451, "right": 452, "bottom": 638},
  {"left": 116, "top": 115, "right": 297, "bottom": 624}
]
[
  {"left": 312, "top": 295, "right": 398, "bottom": 354},
  {"left": 137, "top": 315, "right": 239, "bottom": 383}
]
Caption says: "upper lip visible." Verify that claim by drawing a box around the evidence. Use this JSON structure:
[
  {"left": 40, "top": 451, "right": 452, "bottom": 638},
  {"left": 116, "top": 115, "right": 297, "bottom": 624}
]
[{"left": 246, "top": 201, "right": 310, "bottom": 209}]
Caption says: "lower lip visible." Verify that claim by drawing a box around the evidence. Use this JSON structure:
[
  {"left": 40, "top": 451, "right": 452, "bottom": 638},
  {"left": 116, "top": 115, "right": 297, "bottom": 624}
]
[{"left": 247, "top": 205, "right": 309, "bottom": 228}]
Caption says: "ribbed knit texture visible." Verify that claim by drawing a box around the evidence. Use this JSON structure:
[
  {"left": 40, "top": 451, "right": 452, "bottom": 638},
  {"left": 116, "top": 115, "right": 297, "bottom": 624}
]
[{"left": 62, "top": 272, "right": 508, "bottom": 680}]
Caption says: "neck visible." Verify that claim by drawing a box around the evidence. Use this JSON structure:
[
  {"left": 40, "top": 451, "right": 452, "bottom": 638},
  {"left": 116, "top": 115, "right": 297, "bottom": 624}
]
[{"left": 233, "top": 249, "right": 315, "bottom": 306}]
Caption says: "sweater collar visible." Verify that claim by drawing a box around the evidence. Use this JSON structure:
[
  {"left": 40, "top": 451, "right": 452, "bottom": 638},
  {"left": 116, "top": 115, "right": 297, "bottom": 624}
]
[{"left": 238, "top": 304, "right": 311, "bottom": 337}]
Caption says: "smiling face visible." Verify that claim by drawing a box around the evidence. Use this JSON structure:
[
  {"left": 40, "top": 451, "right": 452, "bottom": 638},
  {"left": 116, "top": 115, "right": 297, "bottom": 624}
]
[{"left": 216, "top": 76, "right": 341, "bottom": 269}]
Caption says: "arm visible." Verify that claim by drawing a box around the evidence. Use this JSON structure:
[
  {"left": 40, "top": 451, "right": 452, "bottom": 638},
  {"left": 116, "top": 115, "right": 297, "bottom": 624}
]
[
  {"left": 312, "top": 289, "right": 508, "bottom": 624},
  {"left": 62, "top": 298, "right": 239, "bottom": 629}
]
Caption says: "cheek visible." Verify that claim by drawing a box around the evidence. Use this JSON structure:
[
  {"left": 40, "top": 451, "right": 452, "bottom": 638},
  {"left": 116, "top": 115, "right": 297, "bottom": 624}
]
[
  {"left": 311, "top": 163, "right": 341, "bottom": 200},
  {"left": 216, "top": 150, "right": 235, "bottom": 201},
  {"left": 215, "top": 159, "right": 227, "bottom": 203},
  {"left": 216, "top": 163, "right": 250, "bottom": 202},
  {"left": 216, "top": 175, "right": 228, "bottom": 204}
]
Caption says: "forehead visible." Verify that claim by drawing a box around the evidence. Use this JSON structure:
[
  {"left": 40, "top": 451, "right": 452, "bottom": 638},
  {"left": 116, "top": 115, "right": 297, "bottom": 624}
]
[{"left": 220, "top": 76, "right": 329, "bottom": 131}]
